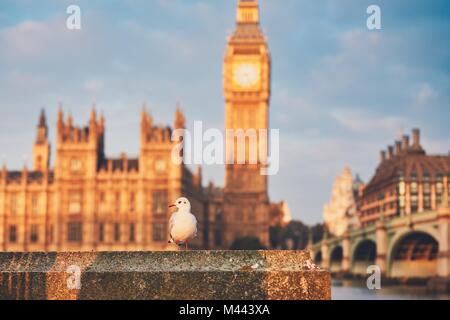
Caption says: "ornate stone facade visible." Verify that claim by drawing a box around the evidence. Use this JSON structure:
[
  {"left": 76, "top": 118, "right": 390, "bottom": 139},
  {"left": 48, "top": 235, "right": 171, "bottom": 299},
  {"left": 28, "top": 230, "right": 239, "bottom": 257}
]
[
  {"left": 0, "top": 107, "right": 205, "bottom": 251},
  {"left": 323, "top": 167, "right": 362, "bottom": 237},
  {"left": 222, "top": 0, "right": 271, "bottom": 247}
]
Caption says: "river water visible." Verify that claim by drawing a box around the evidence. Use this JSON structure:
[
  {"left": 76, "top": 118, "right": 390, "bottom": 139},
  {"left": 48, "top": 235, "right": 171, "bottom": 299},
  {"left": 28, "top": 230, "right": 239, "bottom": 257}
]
[{"left": 332, "top": 279, "right": 450, "bottom": 300}]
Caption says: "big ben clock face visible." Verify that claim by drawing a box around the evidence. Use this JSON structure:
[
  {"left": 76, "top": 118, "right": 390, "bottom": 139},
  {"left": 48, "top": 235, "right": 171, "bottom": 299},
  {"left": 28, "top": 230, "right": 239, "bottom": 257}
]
[{"left": 232, "top": 62, "right": 261, "bottom": 90}]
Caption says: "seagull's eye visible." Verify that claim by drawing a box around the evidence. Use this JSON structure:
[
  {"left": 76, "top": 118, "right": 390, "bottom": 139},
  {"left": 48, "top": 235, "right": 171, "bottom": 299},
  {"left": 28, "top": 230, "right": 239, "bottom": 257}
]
[{"left": 178, "top": 201, "right": 181, "bottom": 204}]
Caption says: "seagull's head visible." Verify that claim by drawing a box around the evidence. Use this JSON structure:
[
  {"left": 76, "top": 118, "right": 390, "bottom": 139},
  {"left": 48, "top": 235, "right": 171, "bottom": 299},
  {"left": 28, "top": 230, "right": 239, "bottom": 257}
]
[{"left": 169, "top": 197, "right": 191, "bottom": 213}]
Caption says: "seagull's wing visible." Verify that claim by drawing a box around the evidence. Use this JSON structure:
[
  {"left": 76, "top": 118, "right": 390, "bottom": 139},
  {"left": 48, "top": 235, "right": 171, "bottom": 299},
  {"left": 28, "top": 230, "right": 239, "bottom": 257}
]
[
  {"left": 191, "top": 214, "right": 198, "bottom": 238},
  {"left": 169, "top": 212, "right": 178, "bottom": 239}
]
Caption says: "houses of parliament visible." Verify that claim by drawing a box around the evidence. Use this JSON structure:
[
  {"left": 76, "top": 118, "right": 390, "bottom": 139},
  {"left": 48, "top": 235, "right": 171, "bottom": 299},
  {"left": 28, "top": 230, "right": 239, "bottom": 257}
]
[{"left": 0, "top": 0, "right": 287, "bottom": 252}]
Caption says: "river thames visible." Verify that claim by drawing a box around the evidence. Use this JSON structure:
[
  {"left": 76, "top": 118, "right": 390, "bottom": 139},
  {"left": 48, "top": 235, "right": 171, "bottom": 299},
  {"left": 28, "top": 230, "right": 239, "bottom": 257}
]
[{"left": 332, "top": 279, "right": 450, "bottom": 300}]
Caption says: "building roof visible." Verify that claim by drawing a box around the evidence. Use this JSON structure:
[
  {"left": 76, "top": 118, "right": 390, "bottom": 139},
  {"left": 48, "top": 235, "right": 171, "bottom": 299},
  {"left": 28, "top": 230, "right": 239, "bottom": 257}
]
[{"left": 364, "top": 153, "right": 450, "bottom": 195}]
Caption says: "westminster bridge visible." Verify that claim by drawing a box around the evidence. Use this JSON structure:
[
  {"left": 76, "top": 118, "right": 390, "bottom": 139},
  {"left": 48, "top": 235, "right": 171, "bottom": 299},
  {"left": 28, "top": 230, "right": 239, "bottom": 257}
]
[{"left": 309, "top": 206, "right": 450, "bottom": 282}]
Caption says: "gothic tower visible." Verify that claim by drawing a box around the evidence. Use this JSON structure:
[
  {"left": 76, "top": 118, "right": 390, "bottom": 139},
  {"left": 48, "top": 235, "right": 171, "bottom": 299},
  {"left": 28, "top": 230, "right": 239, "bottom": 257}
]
[
  {"left": 54, "top": 106, "right": 104, "bottom": 250},
  {"left": 32, "top": 109, "right": 51, "bottom": 171},
  {"left": 223, "top": 0, "right": 271, "bottom": 247},
  {"left": 55, "top": 107, "right": 104, "bottom": 179}
]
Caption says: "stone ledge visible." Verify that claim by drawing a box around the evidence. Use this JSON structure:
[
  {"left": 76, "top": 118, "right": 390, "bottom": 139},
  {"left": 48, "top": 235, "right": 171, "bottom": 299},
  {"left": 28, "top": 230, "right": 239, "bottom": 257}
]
[{"left": 0, "top": 251, "right": 330, "bottom": 300}]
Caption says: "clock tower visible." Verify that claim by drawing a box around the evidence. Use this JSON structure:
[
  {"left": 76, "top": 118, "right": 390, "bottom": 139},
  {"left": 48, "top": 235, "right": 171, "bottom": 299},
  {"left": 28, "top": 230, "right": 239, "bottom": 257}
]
[{"left": 223, "top": 0, "right": 270, "bottom": 247}]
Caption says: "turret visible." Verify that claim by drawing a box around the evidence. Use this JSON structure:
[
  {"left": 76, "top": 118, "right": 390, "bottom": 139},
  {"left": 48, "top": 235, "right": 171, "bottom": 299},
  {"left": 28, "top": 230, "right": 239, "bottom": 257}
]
[
  {"left": 387, "top": 146, "right": 394, "bottom": 159},
  {"left": 174, "top": 104, "right": 185, "bottom": 130},
  {"left": 140, "top": 104, "right": 152, "bottom": 139},
  {"left": 380, "top": 150, "right": 386, "bottom": 163},
  {"left": 0, "top": 163, "right": 6, "bottom": 184},
  {"left": 21, "top": 164, "right": 28, "bottom": 184},
  {"left": 32, "top": 109, "right": 51, "bottom": 171},
  {"left": 402, "top": 135, "right": 410, "bottom": 153},
  {"left": 395, "top": 141, "right": 402, "bottom": 156},
  {"left": 89, "top": 105, "right": 98, "bottom": 144},
  {"left": 55, "top": 108, "right": 104, "bottom": 178},
  {"left": 411, "top": 128, "right": 425, "bottom": 154}
]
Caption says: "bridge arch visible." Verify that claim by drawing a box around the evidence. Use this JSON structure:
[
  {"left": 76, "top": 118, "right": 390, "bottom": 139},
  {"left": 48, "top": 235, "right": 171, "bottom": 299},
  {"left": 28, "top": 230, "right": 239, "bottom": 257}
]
[
  {"left": 388, "top": 230, "right": 439, "bottom": 278},
  {"left": 329, "top": 245, "right": 343, "bottom": 273},
  {"left": 351, "top": 239, "right": 377, "bottom": 275}
]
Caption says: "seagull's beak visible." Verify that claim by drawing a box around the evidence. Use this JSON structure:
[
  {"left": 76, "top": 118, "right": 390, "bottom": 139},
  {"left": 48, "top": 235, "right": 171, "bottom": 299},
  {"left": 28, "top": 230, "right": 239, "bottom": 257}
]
[{"left": 168, "top": 204, "right": 176, "bottom": 208}]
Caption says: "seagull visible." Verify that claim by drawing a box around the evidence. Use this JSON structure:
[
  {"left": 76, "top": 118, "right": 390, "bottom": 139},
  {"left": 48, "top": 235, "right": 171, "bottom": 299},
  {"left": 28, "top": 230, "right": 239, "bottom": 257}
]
[{"left": 168, "top": 197, "right": 197, "bottom": 250}]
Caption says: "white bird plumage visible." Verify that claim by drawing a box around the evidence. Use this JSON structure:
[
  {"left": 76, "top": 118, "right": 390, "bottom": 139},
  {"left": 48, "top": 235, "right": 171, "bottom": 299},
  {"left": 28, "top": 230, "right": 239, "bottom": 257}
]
[{"left": 168, "top": 197, "right": 197, "bottom": 250}]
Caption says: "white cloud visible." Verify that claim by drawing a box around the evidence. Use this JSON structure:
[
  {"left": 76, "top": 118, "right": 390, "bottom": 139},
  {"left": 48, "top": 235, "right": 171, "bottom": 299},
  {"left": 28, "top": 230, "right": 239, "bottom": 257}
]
[
  {"left": 413, "top": 83, "right": 438, "bottom": 107},
  {"left": 331, "top": 108, "right": 407, "bottom": 135},
  {"left": 83, "top": 79, "right": 104, "bottom": 95}
]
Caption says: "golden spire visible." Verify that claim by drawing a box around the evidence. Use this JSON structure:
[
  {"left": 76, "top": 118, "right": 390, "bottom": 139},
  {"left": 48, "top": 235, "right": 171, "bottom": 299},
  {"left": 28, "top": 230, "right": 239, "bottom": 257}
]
[
  {"left": 99, "top": 111, "right": 105, "bottom": 128},
  {"left": 174, "top": 103, "right": 185, "bottom": 129},
  {"left": 67, "top": 111, "right": 73, "bottom": 127},
  {"left": 57, "top": 104, "right": 64, "bottom": 124},
  {"left": 38, "top": 109, "right": 47, "bottom": 128},
  {"left": 90, "top": 104, "right": 97, "bottom": 123},
  {"left": 140, "top": 103, "right": 153, "bottom": 132},
  {"left": 237, "top": 0, "right": 259, "bottom": 24}
]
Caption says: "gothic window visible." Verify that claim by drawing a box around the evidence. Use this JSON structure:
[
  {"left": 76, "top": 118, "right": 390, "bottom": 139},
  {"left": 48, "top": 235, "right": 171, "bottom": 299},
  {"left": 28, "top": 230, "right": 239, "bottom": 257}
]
[
  {"left": 410, "top": 171, "right": 418, "bottom": 213},
  {"left": 152, "top": 223, "right": 165, "bottom": 242},
  {"left": 114, "top": 223, "right": 120, "bottom": 242},
  {"left": 99, "top": 223, "right": 104, "bottom": 242},
  {"left": 47, "top": 225, "right": 54, "bottom": 244},
  {"left": 152, "top": 190, "right": 167, "bottom": 217},
  {"left": 130, "top": 192, "right": 135, "bottom": 212},
  {"left": 129, "top": 223, "right": 135, "bottom": 242},
  {"left": 436, "top": 174, "right": 443, "bottom": 205},
  {"left": 424, "top": 195, "right": 431, "bottom": 210},
  {"left": 99, "top": 192, "right": 108, "bottom": 214},
  {"left": 30, "top": 225, "right": 38, "bottom": 243},
  {"left": 410, "top": 181, "right": 418, "bottom": 194},
  {"left": 423, "top": 174, "right": 431, "bottom": 193},
  {"left": 68, "top": 191, "right": 82, "bottom": 214},
  {"left": 411, "top": 195, "right": 419, "bottom": 214},
  {"left": 423, "top": 172, "right": 431, "bottom": 210},
  {"left": 67, "top": 222, "right": 82, "bottom": 243},
  {"left": 115, "top": 192, "right": 121, "bottom": 213},
  {"left": 9, "top": 225, "right": 17, "bottom": 243},
  {"left": 31, "top": 194, "right": 39, "bottom": 215},
  {"left": 10, "top": 193, "right": 17, "bottom": 215}
]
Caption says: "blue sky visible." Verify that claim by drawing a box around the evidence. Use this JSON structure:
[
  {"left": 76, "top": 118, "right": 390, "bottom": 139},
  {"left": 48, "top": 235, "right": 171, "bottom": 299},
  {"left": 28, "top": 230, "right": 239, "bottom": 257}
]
[{"left": 0, "top": 0, "right": 449, "bottom": 224}]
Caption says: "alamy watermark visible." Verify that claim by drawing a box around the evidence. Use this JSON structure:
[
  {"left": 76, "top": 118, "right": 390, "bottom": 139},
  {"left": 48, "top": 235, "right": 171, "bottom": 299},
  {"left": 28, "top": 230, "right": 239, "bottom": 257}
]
[
  {"left": 171, "top": 121, "right": 280, "bottom": 176},
  {"left": 66, "top": 264, "right": 81, "bottom": 290},
  {"left": 66, "top": 5, "right": 81, "bottom": 30},
  {"left": 366, "top": 265, "right": 381, "bottom": 290},
  {"left": 367, "top": 5, "right": 382, "bottom": 30}
]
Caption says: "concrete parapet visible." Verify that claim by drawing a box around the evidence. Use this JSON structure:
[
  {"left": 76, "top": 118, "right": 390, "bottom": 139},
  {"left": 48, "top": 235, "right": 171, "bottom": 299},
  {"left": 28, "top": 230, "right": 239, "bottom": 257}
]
[{"left": 0, "top": 250, "right": 331, "bottom": 300}]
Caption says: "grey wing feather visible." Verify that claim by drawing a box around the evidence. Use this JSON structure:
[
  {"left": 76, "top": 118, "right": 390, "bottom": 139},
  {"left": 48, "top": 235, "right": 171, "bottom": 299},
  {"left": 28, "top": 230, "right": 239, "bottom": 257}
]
[
  {"left": 169, "top": 213, "right": 177, "bottom": 239},
  {"left": 192, "top": 214, "right": 198, "bottom": 238}
]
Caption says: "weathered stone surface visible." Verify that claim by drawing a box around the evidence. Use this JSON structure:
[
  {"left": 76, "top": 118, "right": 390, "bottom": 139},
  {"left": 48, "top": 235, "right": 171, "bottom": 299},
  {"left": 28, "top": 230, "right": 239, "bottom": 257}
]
[{"left": 0, "top": 250, "right": 331, "bottom": 300}]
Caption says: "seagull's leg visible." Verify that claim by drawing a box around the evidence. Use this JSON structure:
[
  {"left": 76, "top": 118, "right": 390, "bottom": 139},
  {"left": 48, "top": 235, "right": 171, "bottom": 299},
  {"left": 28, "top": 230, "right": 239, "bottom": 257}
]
[{"left": 185, "top": 240, "right": 188, "bottom": 251}]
